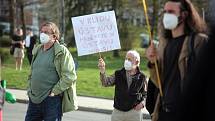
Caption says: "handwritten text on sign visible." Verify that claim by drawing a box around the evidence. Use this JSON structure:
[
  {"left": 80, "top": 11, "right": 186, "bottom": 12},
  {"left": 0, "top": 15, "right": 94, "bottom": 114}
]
[{"left": 72, "top": 11, "right": 121, "bottom": 56}]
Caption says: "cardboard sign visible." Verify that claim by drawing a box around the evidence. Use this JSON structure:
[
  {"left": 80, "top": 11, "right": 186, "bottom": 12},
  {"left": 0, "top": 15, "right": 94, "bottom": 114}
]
[{"left": 71, "top": 11, "right": 121, "bottom": 56}]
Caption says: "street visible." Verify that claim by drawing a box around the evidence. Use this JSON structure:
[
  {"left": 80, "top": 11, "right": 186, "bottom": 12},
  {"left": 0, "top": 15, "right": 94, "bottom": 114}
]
[{"left": 2, "top": 103, "right": 151, "bottom": 121}]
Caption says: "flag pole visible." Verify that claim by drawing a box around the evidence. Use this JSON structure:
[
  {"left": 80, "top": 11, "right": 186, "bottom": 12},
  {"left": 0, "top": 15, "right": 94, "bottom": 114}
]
[{"left": 142, "top": 0, "right": 163, "bottom": 97}]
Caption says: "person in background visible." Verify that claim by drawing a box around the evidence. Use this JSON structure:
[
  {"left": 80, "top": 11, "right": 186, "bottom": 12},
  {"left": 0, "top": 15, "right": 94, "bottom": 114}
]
[
  {"left": 145, "top": 0, "right": 208, "bottom": 121},
  {"left": 98, "top": 50, "right": 147, "bottom": 121},
  {"left": 25, "top": 22, "right": 77, "bottom": 121},
  {"left": 25, "top": 28, "right": 37, "bottom": 64},
  {"left": 12, "top": 28, "right": 25, "bottom": 70}
]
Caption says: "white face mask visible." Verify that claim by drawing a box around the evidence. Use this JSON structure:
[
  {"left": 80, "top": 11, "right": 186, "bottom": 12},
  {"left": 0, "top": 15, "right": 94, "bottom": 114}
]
[
  {"left": 163, "top": 13, "right": 179, "bottom": 30},
  {"left": 40, "top": 33, "right": 50, "bottom": 44},
  {"left": 124, "top": 60, "right": 133, "bottom": 71}
]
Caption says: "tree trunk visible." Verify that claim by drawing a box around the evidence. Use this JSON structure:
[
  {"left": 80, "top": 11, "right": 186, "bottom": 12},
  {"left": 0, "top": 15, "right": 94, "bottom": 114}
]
[
  {"left": 9, "top": 0, "right": 16, "bottom": 37},
  {"left": 60, "top": 0, "right": 65, "bottom": 43},
  {"left": 151, "top": 0, "right": 159, "bottom": 40},
  {"left": 20, "top": 3, "right": 26, "bottom": 38}
]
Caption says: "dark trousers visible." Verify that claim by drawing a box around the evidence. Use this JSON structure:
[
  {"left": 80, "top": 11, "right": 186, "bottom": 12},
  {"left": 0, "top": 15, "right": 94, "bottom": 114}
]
[
  {"left": 26, "top": 48, "right": 33, "bottom": 64},
  {"left": 158, "top": 109, "right": 179, "bottom": 121},
  {"left": 25, "top": 96, "right": 62, "bottom": 121}
]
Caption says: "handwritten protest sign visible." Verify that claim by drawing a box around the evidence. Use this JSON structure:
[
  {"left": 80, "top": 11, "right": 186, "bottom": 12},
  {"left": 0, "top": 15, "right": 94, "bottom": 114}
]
[{"left": 71, "top": 11, "right": 121, "bottom": 56}]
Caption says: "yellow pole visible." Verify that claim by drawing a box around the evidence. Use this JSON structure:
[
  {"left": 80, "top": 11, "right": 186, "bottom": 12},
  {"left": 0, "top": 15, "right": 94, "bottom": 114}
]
[
  {"left": 142, "top": 0, "right": 163, "bottom": 97},
  {"left": 142, "top": 0, "right": 152, "bottom": 41}
]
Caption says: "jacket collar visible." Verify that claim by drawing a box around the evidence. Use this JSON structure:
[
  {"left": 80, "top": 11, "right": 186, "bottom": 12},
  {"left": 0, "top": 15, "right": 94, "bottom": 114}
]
[
  {"left": 32, "top": 41, "right": 63, "bottom": 56},
  {"left": 122, "top": 67, "right": 141, "bottom": 75}
]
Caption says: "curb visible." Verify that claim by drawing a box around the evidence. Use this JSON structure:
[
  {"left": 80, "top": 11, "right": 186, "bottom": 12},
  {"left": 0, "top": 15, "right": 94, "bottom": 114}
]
[
  {"left": 78, "top": 106, "right": 112, "bottom": 114},
  {"left": 16, "top": 98, "right": 151, "bottom": 119},
  {"left": 16, "top": 98, "right": 113, "bottom": 114},
  {"left": 16, "top": 99, "right": 28, "bottom": 104},
  {"left": 78, "top": 106, "right": 151, "bottom": 119}
]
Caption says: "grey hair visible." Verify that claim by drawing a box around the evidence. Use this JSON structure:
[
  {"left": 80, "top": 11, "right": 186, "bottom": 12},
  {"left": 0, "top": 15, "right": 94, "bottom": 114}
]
[{"left": 127, "top": 50, "right": 140, "bottom": 66}]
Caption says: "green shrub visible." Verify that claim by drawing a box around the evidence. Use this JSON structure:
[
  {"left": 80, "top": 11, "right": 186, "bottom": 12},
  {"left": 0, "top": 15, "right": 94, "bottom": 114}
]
[
  {"left": 0, "top": 48, "right": 10, "bottom": 64},
  {"left": 119, "top": 23, "right": 147, "bottom": 51},
  {"left": 0, "top": 35, "right": 11, "bottom": 47},
  {"left": 65, "top": 29, "right": 76, "bottom": 47}
]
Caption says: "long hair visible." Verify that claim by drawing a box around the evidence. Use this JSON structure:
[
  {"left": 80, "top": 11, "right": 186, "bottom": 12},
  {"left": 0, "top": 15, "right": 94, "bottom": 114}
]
[{"left": 159, "top": 0, "right": 207, "bottom": 40}]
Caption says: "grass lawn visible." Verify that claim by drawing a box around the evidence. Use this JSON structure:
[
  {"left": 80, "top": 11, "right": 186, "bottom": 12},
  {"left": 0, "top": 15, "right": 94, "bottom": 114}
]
[{"left": 1, "top": 48, "right": 149, "bottom": 99}]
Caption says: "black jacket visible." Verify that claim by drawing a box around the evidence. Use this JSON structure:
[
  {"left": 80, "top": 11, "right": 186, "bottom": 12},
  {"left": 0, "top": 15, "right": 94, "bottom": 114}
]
[
  {"left": 179, "top": 26, "right": 215, "bottom": 121},
  {"left": 145, "top": 78, "right": 159, "bottom": 115},
  {"left": 114, "top": 68, "right": 146, "bottom": 111}
]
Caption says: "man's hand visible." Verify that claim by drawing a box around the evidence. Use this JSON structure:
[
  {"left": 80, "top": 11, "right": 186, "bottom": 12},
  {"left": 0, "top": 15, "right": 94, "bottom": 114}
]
[
  {"left": 133, "top": 103, "right": 144, "bottom": 111},
  {"left": 145, "top": 42, "right": 157, "bottom": 63},
  {"left": 49, "top": 92, "right": 55, "bottom": 97},
  {"left": 98, "top": 58, "right": 105, "bottom": 74}
]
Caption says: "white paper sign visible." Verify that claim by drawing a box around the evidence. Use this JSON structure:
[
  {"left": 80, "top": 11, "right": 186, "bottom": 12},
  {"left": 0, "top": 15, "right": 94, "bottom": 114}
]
[{"left": 71, "top": 11, "right": 121, "bottom": 56}]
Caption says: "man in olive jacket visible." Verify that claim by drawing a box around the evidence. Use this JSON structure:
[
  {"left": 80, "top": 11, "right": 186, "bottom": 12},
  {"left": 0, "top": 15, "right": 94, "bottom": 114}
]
[{"left": 25, "top": 22, "right": 77, "bottom": 121}]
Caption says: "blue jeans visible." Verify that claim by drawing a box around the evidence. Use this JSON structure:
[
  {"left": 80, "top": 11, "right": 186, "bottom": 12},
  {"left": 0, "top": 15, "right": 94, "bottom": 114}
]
[{"left": 25, "top": 95, "right": 62, "bottom": 121}]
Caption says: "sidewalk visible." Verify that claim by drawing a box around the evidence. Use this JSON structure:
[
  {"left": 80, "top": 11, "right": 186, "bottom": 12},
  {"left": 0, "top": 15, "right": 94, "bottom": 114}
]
[{"left": 7, "top": 89, "right": 150, "bottom": 119}]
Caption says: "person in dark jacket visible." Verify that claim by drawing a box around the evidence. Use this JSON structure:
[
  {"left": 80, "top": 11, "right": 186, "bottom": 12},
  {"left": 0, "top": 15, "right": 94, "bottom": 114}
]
[
  {"left": 25, "top": 28, "right": 37, "bottom": 64},
  {"left": 145, "top": 0, "right": 208, "bottom": 121},
  {"left": 179, "top": 26, "right": 215, "bottom": 121},
  {"left": 98, "top": 50, "right": 147, "bottom": 121},
  {"left": 179, "top": 1, "right": 215, "bottom": 120}
]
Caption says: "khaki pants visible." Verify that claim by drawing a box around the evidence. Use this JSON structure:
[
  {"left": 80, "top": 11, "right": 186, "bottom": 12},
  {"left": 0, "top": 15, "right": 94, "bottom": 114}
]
[{"left": 111, "top": 108, "right": 143, "bottom": 121}]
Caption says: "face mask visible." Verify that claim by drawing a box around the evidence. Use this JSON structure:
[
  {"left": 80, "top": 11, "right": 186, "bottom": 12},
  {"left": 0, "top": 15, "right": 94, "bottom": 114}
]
[
  {"left": 40, "top": 33, "right": 50, "bottom": 44},
  {"left": 163, "top": 13, "right": 179, "bottom": 30},
  {"left": 124, "top": 60, "right": 133, "bottom": 71}
]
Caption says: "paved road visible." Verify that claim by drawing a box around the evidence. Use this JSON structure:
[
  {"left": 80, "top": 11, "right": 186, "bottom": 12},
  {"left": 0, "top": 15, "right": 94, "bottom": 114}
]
[{"left": 2, "top": 103, "right": 151, "bottom": 121}]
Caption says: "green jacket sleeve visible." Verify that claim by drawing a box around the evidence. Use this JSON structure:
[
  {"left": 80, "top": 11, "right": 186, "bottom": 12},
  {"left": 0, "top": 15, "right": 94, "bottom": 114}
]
[{"left": 52, "top": 46, "right": 77, "bottom": 95}]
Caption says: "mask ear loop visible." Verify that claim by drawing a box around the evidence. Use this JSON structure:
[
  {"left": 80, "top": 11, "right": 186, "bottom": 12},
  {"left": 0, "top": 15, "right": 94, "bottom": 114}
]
[
  {"left": 177, "top": 10, "right": 188, "bottom": 27},
  {"left": 177, "top": 15, "right": 183, "bottom": 26},
  {"left": 52, "top": 34, "right": 58, "bottom": 43}
]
